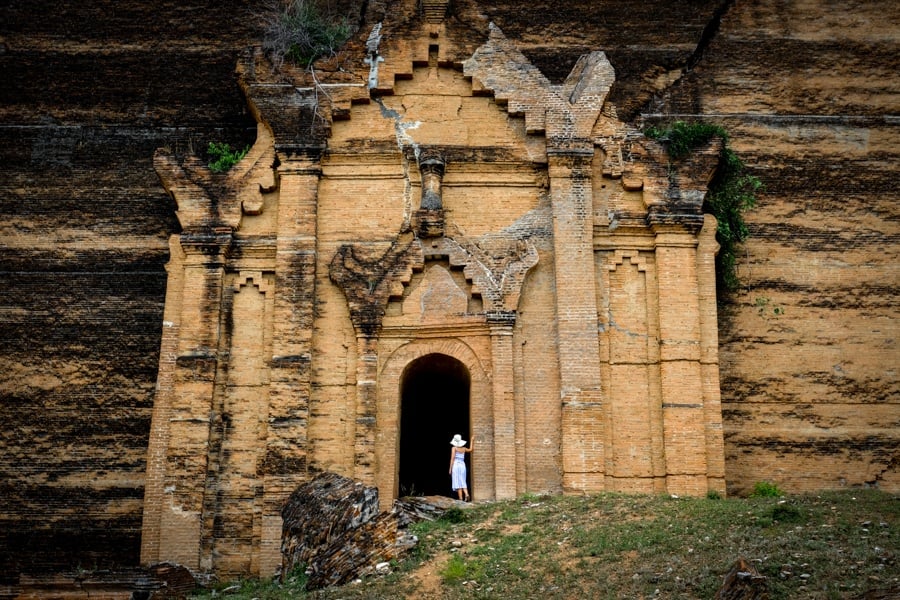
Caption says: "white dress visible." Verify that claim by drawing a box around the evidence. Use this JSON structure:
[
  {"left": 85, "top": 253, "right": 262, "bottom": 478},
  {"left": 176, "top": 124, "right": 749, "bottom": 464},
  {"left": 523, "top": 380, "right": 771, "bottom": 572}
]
[{"left": 451, "top": 449, "right": 467, "bottom": 491}]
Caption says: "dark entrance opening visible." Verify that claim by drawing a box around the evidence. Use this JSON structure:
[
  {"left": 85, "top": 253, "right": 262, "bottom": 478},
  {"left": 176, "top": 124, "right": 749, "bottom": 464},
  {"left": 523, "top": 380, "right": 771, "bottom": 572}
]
[{"left": 399, "top": 353, "right": 470, "bottom": 498}]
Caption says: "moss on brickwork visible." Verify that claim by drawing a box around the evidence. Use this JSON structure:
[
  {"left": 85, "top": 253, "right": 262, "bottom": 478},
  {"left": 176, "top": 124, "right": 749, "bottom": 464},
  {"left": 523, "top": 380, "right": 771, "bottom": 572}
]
[{"left": 644, "top": 120, "right": 762, "bottom": 293}]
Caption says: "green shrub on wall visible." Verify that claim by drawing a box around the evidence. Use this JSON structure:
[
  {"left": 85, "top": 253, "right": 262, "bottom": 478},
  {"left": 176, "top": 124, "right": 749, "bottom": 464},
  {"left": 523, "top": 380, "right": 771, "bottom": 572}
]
[
  {"left": 207, "top": 142, "right": 249, "bottom": 173},
  {"left": 644, "top": 121, "right": 762, "bottom": 294}
]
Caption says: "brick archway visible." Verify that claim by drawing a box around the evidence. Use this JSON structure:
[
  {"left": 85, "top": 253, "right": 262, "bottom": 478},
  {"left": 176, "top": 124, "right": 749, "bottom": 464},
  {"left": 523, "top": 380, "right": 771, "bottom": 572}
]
[
  {"left": 398, "top": 353, "right": 470, "bottom": 498},
  {"left": 376, "top": 338, "right": 492, "bottom": 508}
]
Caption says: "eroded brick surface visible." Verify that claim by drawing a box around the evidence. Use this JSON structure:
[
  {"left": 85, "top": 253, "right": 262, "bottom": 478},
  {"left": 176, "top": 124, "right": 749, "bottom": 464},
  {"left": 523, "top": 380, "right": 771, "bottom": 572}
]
[
  {"left": 138, "top": 6, "right": 727, "bottom": 578},
  {"left": 1, "top": 0, "right": 897, "bottom": 587}
]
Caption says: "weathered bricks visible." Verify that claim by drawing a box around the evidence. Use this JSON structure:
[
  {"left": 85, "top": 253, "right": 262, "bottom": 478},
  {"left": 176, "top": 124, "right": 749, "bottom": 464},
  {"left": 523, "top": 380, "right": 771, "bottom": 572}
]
[
  {"left": 138, "top": 12, "right": 729, "bottom": 578},
  {"left": 1, "top": 0, "right": 897, "bottom": 586}
]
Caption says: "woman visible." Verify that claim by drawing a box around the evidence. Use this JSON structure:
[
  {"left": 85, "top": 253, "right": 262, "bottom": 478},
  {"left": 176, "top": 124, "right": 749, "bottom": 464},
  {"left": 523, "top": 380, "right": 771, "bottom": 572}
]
[{"left": 449, "top": 434, "right": 473, "bottom": 501}]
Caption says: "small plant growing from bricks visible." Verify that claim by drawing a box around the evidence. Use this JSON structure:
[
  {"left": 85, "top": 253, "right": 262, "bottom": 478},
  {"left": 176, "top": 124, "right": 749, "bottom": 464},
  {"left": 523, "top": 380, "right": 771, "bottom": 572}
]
[
  {"left": 645, "top": 121, "right": 763, "bottom": 294},
  {"left": 258, "top": 0, "right": 352, "bottom": 68},
  {"left": 206, "top": 142, "right": 249, "bottom": 173}
]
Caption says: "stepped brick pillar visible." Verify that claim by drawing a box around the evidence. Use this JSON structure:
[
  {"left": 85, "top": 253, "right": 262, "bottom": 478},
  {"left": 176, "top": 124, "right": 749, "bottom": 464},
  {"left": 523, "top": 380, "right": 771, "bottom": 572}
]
[
  {"left": 259, "top": 154, "right": 321, "bottom": 575},
  {"left": 698, "top": 216, "right": 727, "bottom": 495},
  {"left": 653, "top": 224, "right": 709, "bottom": 496},
  {"left": 329, "top": 235, "right": 426, "bottom": 488},
  {"left": 354, "top": 335, "right": 379, "bottom": 485},
  {"left": 161, "top": 229, "right": 230, "bottom": 571},
  {"left": 549, "top": 148, "right": 605, "bottom": 493},
  {"left": 140, "top": 237, "right": 184, "bottom": 565},
  {"left": 644, "top": 136, "right": 723, "bottom": 498},
  {"left": 488, "top": 311, "right": 517, "bottom": 499}
]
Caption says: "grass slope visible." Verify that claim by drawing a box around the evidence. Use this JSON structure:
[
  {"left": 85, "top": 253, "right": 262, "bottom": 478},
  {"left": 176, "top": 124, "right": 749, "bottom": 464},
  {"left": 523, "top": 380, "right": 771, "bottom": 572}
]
[{"left": 196, "top": 489, "right": 898, "bottom": 599}]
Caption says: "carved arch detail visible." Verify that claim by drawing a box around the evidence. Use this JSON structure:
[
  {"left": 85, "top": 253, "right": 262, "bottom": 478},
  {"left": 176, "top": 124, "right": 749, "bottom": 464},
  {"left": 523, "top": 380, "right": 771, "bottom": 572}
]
[
  {"left": 443, "top": 235, "right": 539, "bottom": 313},
  {"left": 329, "top": 234, "right": 425, "bottom": 336}
]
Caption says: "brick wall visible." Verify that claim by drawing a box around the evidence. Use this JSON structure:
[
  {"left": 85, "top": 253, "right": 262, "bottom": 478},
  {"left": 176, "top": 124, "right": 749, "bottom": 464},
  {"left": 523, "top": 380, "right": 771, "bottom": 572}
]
[
  {"left": 0, "top": 0, "right": 261, "bottom": 579},
  {"left": 1, "top": 0, "right": 897, "bottom": 583},
  {"left": 648, "top": 0, "right": 900, "bottom": 494}
]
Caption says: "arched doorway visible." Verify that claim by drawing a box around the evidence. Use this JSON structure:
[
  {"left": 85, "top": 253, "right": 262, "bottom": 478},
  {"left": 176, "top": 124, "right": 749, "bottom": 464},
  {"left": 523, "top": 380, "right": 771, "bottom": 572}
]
[{"left": 399, "top": 353, "right": 471, "bottom": 498}]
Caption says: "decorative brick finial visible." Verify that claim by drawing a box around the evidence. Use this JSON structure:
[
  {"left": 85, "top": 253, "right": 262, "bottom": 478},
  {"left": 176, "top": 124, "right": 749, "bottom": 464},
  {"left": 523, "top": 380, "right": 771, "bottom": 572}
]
[
  {"left": 414, "top": 149, "right": 446, "bottom": 237},
  {"left": 418, "top": 150, "right": 445, "bottom": 210}
]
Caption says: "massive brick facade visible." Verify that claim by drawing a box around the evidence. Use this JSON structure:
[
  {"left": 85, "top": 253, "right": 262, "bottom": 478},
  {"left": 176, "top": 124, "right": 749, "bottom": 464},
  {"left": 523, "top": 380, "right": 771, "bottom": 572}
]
[
  {"left": 655, "top": 0, "right": 900, "bottom": 497},
  {"left": 141, "top": 4, "right": 726, "bottom": 576},
  {"left": 1, "top": 0, "right": 897, "bottom": 588}
]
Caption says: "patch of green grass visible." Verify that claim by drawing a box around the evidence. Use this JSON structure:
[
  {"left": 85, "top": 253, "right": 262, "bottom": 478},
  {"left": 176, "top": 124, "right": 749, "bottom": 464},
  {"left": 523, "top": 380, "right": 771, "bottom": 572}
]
[
  {"left": 751, "top": 480, "right": 785, "bottom": 497},
  {"left": 200, "top": 574, "right": 308, "bottom": 600},
  {"left": 769, "top": 503, "right": 804, "bottom": 524},
  {"left": 440, "top": 506, "right": 467, "bottom": 524},
  {"left": 191, "top": 489, "right": 899, "bottom": 600},
  {"left": 440, "top": 553, "right": 486, "bottom": 585}
]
